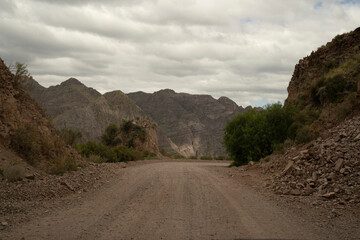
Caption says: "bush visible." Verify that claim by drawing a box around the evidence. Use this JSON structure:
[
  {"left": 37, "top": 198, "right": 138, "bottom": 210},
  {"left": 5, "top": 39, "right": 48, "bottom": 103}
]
[
  {"left": 11, "top": 125, "right": 40, "bottom": 165},
  {"left": 76, "top": 142, "right": 145, "bottom": 163},
  {"left": 113, "top": 146, "right": 143, "bottom": 162},
  {"left": 101, "top": 124, "right": 122, "bottom": 147},
  {"left": 50, "top": 157, "right": 77, "bottom": 175},
  {"left": 86, "top": 154, "right": 106, "bottom": 163},
  {"left": 172, "top": 154, "right": 185, "bottom": 159},
  {"left": 224, "top": 103, "right": 296, "bottom": 166},
  {"left": 295, "top": 125, "right": 313, "bottom": 144},
  {"left": 57, "top": 128, "right": 82, "bottom": 146},
  {"left": 3, "top": 165, "right": 26, "bottom": 181},
  {"left": 120, "top": 121, "right": 146, "bottom": 147},
  {"left": 200, "top": 156, "right": 213, "bottom": 160}
]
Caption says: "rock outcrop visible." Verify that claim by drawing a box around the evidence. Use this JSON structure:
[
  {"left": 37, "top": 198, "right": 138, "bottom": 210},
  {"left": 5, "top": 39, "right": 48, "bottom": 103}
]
[
  {"left": 128, "top": 89, "right": 248, "bottom": 157},
  {"left": 285, "top": 27, "right": 360, "bottom": 130}
]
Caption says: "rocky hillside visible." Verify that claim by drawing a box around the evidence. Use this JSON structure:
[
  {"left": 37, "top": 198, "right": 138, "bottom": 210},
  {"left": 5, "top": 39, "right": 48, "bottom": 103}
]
[
  {"left": 128, "top": 89, "right": 250, "bottom": 157},
  {"left": 0, "top": 58, "right": 81, "bottom": 172},
  {"left": 20, "top": 78, "right": 148, "bottom": 142},
  {"left": 285, "top": 27, "right": 360, "bottom": 133},
  {"left": 260, "top": 27, "right": 360, "bottom": 206}
]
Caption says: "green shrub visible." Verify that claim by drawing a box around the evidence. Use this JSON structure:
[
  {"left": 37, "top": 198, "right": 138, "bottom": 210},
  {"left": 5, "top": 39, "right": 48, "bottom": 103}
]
[
  {"left": 101, "top": 124, "right": 122, "bottom": 147},
  {"left": 76, "top": 142, "right": 145, "bottom": 163},
  {"left": 77, "top": 142, "right": 117, "bottom": 162},
  {"left": 113, "top": 146, "right": 143, "bottom": 162},
  {"left": 120, "top": 121, "right": 146, "bottom": 147},
  {"left": 224, "top": 109, "right": 272, "bottom": 166},
  {"left": 337, "top": 92, "right": 358, "bottom": 122},
  {"left": 143, "top": 151, "right": 157, "bottom": 160},
  {"left": 172, "top": 154, "right": 185, "bottom": 159},
  {"left": 57, "top": 128, "right": 82, "bottom": 146},
  {"left": 3, "top": 165, "right": 26, "bottom": 181},
  {"left": 11, "top": 125, "right": 39, "bottom": 165},
  {"left": 86, "top": 154, "right": 106, "bottom": 163}
]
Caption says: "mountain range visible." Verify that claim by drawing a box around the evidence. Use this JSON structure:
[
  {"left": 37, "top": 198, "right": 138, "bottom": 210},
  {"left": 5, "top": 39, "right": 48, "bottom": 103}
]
[{"left": 20, "top": 78, "right": 251, "bottom": 157}]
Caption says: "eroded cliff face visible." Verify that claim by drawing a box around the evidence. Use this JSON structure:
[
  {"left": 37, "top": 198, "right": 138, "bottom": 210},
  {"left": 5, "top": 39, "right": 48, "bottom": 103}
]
[
  {"left": 0, "top": 59, "right": 81, "bottom": 171},
  {"left": 128, "top": 89, "right": 248, "bottom": 157}
]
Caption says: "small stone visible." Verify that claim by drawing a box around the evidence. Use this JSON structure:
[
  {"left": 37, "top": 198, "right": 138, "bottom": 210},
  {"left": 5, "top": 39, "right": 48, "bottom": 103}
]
[
  {"left": 61, "top": 181, "right": 75, "bottom": 191},
  {"left": 25, "top": 174, "right": 35, "bottom": 180},
  {"left": 322, "top": 192, "right": 336, "bottom": 198},
  {"left": 312, "top": 172, "right": 318, "bottom": 181},
  {"left": 281, "top": 160, "right": 294, "bottom": 175},
  {"left": 1, "top": 221, "right": 8, "bottom": 226},
  {"left": 334, "top": 159, "right": 344, "bottom": 172},
  {"left": 289, "top": 189, "right": 301, "bottom": 196}
]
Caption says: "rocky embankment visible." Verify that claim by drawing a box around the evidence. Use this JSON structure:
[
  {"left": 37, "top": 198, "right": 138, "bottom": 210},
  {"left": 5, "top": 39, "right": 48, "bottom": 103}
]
[
  {"left": 266, "top": 114, "right": 360, "bottom": 206},
  {"left": 0, "top": 161, "right": 130, "bottom": 229}
]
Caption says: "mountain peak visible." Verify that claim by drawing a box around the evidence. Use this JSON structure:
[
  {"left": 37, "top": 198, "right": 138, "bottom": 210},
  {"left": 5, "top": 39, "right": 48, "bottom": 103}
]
[
  {"left": 155, "top": 89, "right": 176, "bottom": 95},
  {"left": 61, "top": 78, "right": 84, "bottom": 86}
]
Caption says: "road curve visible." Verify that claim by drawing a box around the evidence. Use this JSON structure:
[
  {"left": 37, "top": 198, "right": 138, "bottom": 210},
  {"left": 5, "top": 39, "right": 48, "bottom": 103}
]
[{"left": 4, "top": 161, "right": 320, "bottom": 240}]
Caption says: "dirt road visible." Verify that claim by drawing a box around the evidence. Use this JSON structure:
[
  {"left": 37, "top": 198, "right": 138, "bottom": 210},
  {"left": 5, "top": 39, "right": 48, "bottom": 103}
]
[{"left": 2, "top": 161, "right": 337, "bottom": 239}]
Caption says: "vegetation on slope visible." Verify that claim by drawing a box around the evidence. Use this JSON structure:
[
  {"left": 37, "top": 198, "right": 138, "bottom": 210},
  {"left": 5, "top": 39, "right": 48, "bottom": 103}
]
[
  {"left": 76, "top": 120, "right": 155, "bottom": 163},
  {"left": 224, "top": 28, "right": 360, "bottom": 166}
]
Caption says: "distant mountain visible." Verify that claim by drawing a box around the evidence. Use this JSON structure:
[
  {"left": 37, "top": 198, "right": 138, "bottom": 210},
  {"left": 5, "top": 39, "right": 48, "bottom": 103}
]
[
  {"left": 21, "top": 78, "right": 251, "bottom": 157},
  {"left": 20, "top": 78, "right": 148, "bottom": 143},
  {"left": 128, "top": 89, "right": 251, "bottom": 157}
]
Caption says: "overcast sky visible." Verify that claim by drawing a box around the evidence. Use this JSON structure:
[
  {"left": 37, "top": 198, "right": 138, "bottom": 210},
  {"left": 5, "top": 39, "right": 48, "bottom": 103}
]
[{"left": 0, "top": 0, "right": 359, "bottom": 106}]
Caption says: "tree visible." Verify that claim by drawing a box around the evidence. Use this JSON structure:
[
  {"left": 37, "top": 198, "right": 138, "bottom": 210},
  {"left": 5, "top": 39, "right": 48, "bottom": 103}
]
[
  {"left": 224, "top": 103, "right": 295, "bottom": 166},
  {"left": 224, "top": 110, "right": 271, "bottom": 166},
  {"left": 9, "top": 62, "right": 30, "bottom": 88}
]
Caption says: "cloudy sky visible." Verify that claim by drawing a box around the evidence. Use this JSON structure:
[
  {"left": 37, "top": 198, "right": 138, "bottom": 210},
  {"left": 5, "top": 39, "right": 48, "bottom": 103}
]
[{"left": 0, "top": 0, "right": 359, "bottom": 106}]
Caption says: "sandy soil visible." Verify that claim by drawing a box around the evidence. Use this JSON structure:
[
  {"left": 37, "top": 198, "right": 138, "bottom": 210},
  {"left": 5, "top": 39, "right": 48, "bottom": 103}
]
[{"left": 1, "top": 160, "right": 359, "bottom": 240}]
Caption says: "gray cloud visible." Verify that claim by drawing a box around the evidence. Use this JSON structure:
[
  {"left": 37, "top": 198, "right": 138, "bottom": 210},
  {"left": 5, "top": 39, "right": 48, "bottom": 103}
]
[{"left": 0, "top": 0, "right": 359, "bottom": 107}]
